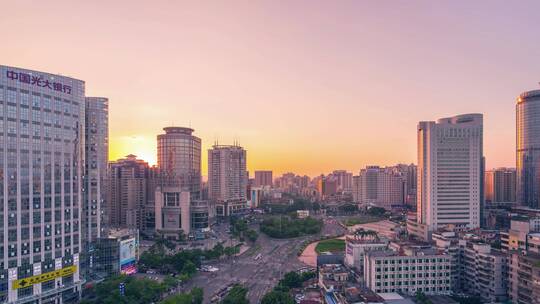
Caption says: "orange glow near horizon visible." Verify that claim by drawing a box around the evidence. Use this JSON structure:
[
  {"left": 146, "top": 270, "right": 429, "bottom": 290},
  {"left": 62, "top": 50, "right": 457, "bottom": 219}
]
[{"left": 3, "top": 1, "right": 536, "bottom": 176}]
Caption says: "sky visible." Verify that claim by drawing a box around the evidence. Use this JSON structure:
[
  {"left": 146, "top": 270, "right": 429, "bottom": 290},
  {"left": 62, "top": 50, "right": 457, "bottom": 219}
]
[{"left": 1, "top": 1, "right": 539, "bottom": 176}]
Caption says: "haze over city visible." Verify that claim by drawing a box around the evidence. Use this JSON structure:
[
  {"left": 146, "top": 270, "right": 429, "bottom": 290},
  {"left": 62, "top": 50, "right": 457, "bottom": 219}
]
[{"left": 2, "top": 0, "right": 540, "bottom": 176}]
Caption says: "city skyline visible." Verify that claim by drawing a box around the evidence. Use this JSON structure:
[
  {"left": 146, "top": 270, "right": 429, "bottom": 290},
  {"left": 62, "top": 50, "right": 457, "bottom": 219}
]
[{"left": 2, "top": 1, "right": 540, "bottom": 176}]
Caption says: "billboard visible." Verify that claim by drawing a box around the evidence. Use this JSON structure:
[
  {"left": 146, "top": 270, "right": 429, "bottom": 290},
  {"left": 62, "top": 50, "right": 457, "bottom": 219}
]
[
  {"left": 119, "top": 238, "right": 137, "bottom": 275},
  {"left": 12, "top": 265, "right": 77, "bottom": 289}
]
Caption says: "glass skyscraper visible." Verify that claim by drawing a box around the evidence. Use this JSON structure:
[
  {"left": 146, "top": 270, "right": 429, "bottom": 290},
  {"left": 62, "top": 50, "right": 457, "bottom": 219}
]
[
  {"left": 84, "top": 97, "right": 108, "bottom": 242},
  {"left": 157, "top": 127, "right": 201, "bottom": 199},
  {"left": 0, "top": 65, "right": 84, "bottom": 303},
  {"left": 516, "top": 89, "right": 540, "bottom": 209}
]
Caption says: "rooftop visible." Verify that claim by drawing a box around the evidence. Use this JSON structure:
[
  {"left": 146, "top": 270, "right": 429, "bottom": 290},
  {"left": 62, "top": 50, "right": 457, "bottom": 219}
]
[
  {"left": 162, "top": 126, "right": 195, "bottom": 135},
  {"left": 518, "top": 89, "right": 540, "bottom": 102}
]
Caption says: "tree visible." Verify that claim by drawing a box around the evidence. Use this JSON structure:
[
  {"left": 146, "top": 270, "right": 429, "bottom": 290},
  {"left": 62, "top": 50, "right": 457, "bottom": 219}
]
[
  {"left": 367, "top": 206, "right": 386, "bottom": 217},
  {"left": 260, "top": 216, "right": 322, "bottom": 238},
  {"left": 261, "top": 291, "right": 295, "bottom": 304},
  {"left": 221, "top": 285, "right": 249, "bottom": 304},
  {"left": 338, "top": 203, "right": 358, "bottom": 214},
  {"left": 160, "top": 287, "right": 203, "bottom": 304},
  {"left": 415, "top": 290, "right": 433, "bottom": 304},
  {"left": 279, "top": 272, "right": 302, "bottom": 289},
  {"left": 191, "top": 287, "right": 204, "bottom": 304},
  {"left": 182, "top": 260, "right": 197, "bottom": 277},
  {"left": 163, "top": 275, "right": 179, "bottom": 290},
  {"left": 177, "top": 230, "right": 187, "bottom": 242},
  {"left": 82, "top": 275, "right": 165, "bottom": 304},
  {"left": 161, "top": 293, "right": 192, "bottom": 304},
  {"left": 246, "top": 229, "right": 258, "bottom": 242},
  {"left": 301, "top": 271, "right": 316, "bottom": 281}
]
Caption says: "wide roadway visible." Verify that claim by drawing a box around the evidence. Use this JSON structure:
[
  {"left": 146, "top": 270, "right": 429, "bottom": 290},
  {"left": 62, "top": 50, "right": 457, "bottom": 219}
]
[{"left": 180, "top": 215, "right": 347, "bottom": 303}]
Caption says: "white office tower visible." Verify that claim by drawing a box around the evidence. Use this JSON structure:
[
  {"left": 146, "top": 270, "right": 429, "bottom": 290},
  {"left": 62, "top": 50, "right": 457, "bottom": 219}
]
[
  {"left": 417, "top": 114, "right": 483, "bottom": 233},
  {"left": 0, "top": 65, "right": 83, "bottom": 303}
]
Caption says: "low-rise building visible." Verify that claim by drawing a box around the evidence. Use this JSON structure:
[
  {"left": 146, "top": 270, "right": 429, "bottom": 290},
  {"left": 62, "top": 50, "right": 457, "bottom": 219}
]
[
  {"left": 364, "top": 246, "right": 452, "bottom": 295},
  {"left": 500, "top": 216, "right": 540, "bottom": 252},
  {"left": 92, "top": 229, "right": 140, "bottom": 279},
  {"left": 458, "top": 239, "right": 508, "bottom": 303},
  {"left": 318, "top": 264, "right": 349, "bottom": 293},
  {"left": 215, "top": 199, "right": 248, "bottom": 217},
  {"left": 407, "top": 214, "right": 431, "bottom": 241},
  {"left": 508, "top": 251, "right": 540, "bottom": 304},
  {"left": 297, "top": 210, "right": 310, "bottom": 219},
  {"left": 190, "top": 200, "right": 215, "bottom": 231},
  {"left": 344, "top": 234, "right": 388, "bottom": 275}
]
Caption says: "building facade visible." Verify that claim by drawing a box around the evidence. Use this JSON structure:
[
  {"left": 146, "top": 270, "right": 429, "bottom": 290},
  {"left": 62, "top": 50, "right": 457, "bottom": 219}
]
[
  {"left": 253, "top": 171, "right": 272, "bottom": 187},
  {"left": 331, "top": 170, "right": 353, "bottom": 193},
  {"left": 157, "top": 127, "right": 201, "bottom": 199},
  {"left": 508, "top": 251, "right": 540, "bottom": 304},
  {"left": 154, "top": 187, "right": 190, "bottom": 239},
  {"left": 0, "top": 65, "right": 84, "bottom": 303},
  {"left": 364, "top": 247, "right": 452, "bottom": 295},
  {"left": 485, "top": 167, "right": 516, "bottom": 203},
  {"left": 458, "top": 240, "right": 507, "bottom": 303},
  {"left": 208, "top": 145, "right": 247, "bottom": 216},
  {"left": 344, "top": 235, "right": 388, "bottom": 281},
  {"left": 317, "top": 175, "right": 338, "bottom": 198},
  {"left": 83, "top": 97, "right": 108, "bottom": 243},
  {"left": 393, "top": 164, "right": 417, "bottom": 209},
  {"left": 516, "top": 90, "right": 540, "bottom": 209},
  {"left": 353, "top": 166, "right": 405, "bottom": 209},
  {"left": 107, "top": 155, "right": 150, "bottom": 231},
  {"left": 417, "top": 114, "right": 483, "bottom": 233}
]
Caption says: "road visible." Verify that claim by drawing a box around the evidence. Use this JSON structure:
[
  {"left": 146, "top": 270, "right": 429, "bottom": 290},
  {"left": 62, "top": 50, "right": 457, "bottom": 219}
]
[{"left": 180, "top": 215, "right": 347, "bottom": 303}]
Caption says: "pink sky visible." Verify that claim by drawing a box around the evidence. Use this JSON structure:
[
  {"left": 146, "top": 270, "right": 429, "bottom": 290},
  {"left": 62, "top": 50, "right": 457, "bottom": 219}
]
[{"left": 2, "top": 1, "right": 539, "bottom": 176}]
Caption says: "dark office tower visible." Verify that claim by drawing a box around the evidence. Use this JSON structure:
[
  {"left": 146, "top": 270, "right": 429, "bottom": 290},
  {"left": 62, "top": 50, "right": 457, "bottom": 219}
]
[
  {"left": 84, "top": 97, "right": 108, "bottom": 242},
  {"left": 516, "top": 89, "right": 540, "bottom": 208}
]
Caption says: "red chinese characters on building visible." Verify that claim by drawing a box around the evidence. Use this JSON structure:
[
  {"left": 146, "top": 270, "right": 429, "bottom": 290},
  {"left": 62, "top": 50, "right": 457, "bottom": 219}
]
[{"left": 6, "top": 70, "right": 72, "bottom": 94}]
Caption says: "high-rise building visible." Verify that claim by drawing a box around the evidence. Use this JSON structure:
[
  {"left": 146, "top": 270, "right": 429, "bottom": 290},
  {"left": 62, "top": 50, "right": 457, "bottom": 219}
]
[
  {"left": 254, "top": 170, "right": 272, "bottom": 187},
  {"left": 0, "top": 65, "right": 84, "bottom": 303},
  {"left": 331, "top": 170, "right": 353, "bottom": 193},
  {"left": 107, "top": 155, "right": 150, "bottom": 231},
  {"left": 393, "top": 164, "right": 417, "bottom": 209},
  {"left": 417, "top": 114, "right": 483, "bottom": 232},
  {"left": 484, "top": 168, "right": 516, "bottom": 203},
  {"left": 317, "top": 175, "right": 338, "bottom": 198},
  {"left": 84, "top": 97, "right": 108, "bottom": 242},
  {"left": 516, "top": 89, "right": 540, "bottom": 209},
  {"left": 83, "top": 97, "right": 109, "bottom": 283},
  {"left": 157, "top": 127, "right": 201, "bottom": 199},
  {"left": 352, "top": 166, "right": 405, "bottom": 209},
  {"left": 208, "top": 144, "right": 247, "bottom": 216}
]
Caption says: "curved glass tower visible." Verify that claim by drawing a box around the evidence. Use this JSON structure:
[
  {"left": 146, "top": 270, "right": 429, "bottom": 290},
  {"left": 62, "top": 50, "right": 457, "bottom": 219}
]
[
  {"left": 157, "top": 127, "right": 201, "bottom": 199},
  {"left": 516, "top": 90, "right": 540, "bottom": 209}
]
